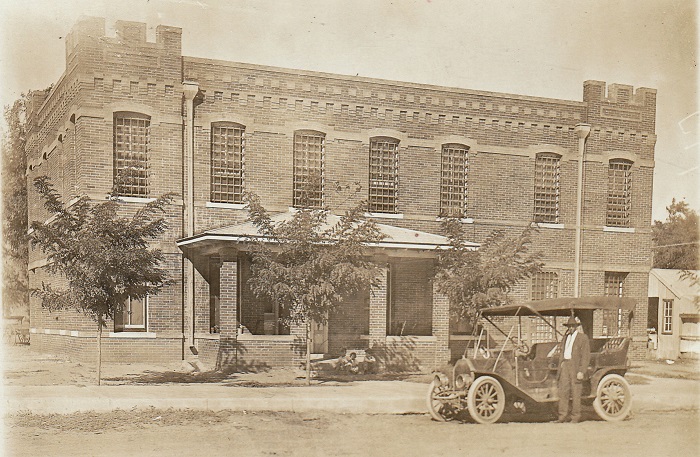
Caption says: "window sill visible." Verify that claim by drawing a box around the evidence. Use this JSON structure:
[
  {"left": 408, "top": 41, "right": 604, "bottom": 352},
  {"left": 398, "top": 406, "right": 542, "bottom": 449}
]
[
  {"left": 365, "top": 212, "right": 404, "bottom": 220},
  {"left": 206, "top": 202, "right": 246, "bottom": 210},
  {"left": 603, "top": 226, "right": 635, "bottom": 233},
  {"left": 238, "top": 334, "right": 295, "bottom": 341},
  {"left": 108, "top": 332, "right": 157, "bottom": 338},
  {"left": 436, "top": 216, "right": 474, "bottom": 224},
  {"left": 536, "top": 222, "right": 564, "bottom": 229},
  {"left": 116, "top": 196, "right": 156, "bottom": 204},
  {"left": 195, "top": 332, "right": 220, "bottom": 340}
]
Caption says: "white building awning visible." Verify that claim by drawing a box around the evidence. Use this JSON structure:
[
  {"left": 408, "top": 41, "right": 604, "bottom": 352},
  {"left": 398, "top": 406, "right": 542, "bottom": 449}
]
[{"left": 177, "top": 211, "right": 478, "bottom": 256}]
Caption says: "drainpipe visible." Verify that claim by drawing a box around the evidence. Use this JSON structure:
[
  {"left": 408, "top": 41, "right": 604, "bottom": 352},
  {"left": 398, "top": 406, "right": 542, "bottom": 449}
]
[
  {"left": 573, "top": 124, "right": 591, "bottom": 298},
  {"left": 182, "top": 82, "right": 199, "bottom": 355}
]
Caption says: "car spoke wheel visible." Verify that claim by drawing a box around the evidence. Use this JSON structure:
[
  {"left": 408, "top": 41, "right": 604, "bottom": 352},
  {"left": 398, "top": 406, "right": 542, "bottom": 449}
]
[
  {"left": 593, "top": 374, "right": 632, "bottom": 421},
  {"left": 467, "top": 376, "right": 505, "bottom": 424},
  {"left": 426, "top": 380, "right": 460, "bottom": 422}
]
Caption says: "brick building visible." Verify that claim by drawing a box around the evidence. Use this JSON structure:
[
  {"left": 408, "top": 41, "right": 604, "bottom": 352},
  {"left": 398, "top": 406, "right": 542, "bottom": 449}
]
[{"left": 26, "top": 17, "right": 657, "bottom": 370}]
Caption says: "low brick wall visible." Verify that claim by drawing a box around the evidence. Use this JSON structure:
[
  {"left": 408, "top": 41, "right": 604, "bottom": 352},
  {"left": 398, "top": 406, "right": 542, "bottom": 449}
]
[
  {"left": 30, "top": 332, "right": 182, "bottom": 363},
  {"left": 195, "top": 335, "right": 305, "bottom": 370}
]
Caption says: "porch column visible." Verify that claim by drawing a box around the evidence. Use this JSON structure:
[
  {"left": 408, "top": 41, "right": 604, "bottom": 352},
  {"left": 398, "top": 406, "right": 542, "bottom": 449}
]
[
  {"left": 290, "top": 321, "right": 306, "bottom": 367},
  {"left": 218, "top": 257, "right": 238, "bottom": 370},
  {"left": 369, "top": 265, "right": 388, "bottom": 348},
  {"left": 432, "top": 280, "right": 451, "bottom": 365}
]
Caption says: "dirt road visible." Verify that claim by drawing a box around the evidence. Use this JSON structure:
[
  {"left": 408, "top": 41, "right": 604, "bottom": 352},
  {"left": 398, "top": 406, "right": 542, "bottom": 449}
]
[{"left": 5, "top": 408, "right": 698, "bottom": 457}]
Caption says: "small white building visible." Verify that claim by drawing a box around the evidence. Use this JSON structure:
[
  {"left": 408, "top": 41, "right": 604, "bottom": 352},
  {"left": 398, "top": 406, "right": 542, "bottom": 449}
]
[{"left": 648, "top": 269, "right": 700, "bottom": 360}]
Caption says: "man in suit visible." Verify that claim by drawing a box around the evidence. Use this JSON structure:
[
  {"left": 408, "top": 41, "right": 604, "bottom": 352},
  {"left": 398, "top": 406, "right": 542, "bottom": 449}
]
[{"left": 556, "top": 315, "right": 591, "bottom": 423}]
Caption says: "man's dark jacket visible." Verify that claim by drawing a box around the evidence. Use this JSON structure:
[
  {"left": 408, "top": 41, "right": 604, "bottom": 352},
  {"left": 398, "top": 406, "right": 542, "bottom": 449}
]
[{"left": 559, "top": 331, "right": 591, "bottom": 377}]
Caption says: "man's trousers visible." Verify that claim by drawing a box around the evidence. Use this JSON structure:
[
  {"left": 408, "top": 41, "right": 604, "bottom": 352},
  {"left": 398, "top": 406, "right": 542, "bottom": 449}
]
[{"left": 558, "top": 359, "right": 583, "bottom": 422}]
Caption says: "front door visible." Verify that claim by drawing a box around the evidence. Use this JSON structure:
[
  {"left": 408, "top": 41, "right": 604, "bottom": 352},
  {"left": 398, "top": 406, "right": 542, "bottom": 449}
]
[{"left": 310, "top": 320, "right": 328, "bottom": 354}]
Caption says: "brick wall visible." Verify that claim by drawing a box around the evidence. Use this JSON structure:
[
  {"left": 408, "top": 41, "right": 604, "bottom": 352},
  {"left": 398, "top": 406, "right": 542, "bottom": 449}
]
[{"left": 27, "top": 17, "right": 657, "bottom": 366}]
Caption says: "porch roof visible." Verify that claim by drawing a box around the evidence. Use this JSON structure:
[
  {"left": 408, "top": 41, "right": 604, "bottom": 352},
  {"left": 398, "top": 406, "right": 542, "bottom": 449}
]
[{"left": 176, "top": 211, "right": 478, "bottom": 254}]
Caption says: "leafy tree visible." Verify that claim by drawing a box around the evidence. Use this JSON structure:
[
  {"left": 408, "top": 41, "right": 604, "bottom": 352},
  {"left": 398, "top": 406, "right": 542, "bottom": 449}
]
[
  {"left": 653, "top": 198, "right": 699, "bottom": 270},
  {"left": 29, "top": 176, "right": 175, "bottom": 385},
  {"left": 434, "top": 219, "right": 543, "bottom": 325},
  {"left": 1, "top": 96, "right": 29, "bottom": 317},
  {"left": 244, "top": 189, "right": 384, "bottom": 384}
]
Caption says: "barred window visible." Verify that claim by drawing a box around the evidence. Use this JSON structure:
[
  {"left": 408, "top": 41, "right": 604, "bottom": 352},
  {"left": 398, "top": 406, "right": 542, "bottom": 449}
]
[
  {"left": 532, "top": 317, "right": 555, "bottom": 343},
  {"left": 211, "top": 123, "right": 245, "bottom": 204},
  {"left": 662, "top": 299, "right": 673, "bottom": 334},
  {"left": 607, "top": 159, "right": 632, "bottom": 227},
  {"left": 113, "top": 112, "right": 150, "bottom": 197},
  {"left": 293, "top": 131, "right": 325, "bottom": 208},
  {"left": 533, "top": 153, "right": 561, "bottom": 223},
  {"left": 368, "top": 137, "right": 399, "bottom": 213},
  {"left": 531, "top": 271, "right": 559, "bottom": 300},
  {"left": 603, "top": 271, "right": 627, "bottom": 336},
  {"left": 440, "top": 144, "right": 469, "bottom": 218}
]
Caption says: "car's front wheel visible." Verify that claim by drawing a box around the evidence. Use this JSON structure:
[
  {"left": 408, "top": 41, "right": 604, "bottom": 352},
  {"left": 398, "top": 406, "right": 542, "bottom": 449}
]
[
  {"left": 593, "top": 373, "right": 632, "bottom": 421},
  {"left": 467, "top": 376, "right": 505, "bottom": 424},
  {"left": 426, "top": 379, "right": 460, "bottom": 421}
]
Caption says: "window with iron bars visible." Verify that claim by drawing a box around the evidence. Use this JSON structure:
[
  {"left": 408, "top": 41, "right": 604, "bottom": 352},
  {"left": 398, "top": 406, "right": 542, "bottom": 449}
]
[
  {"left": 607, "top": 159, "right": 632, "bottom": 227},
  {"left": 293, "top": 131, "right": 325, "bottom": 208},
  {"left": 368, "top": 137, "right": 399, "bottom": 213},
  {"left": 531, "top": 271, "right": 559, "bottom": 342},
  {"left": 440, "top": 144, "right": 468, "bottom": 218},
  {"left": 603, "top": 271, "right": 628, "bottom": 336},
  {"left": 531, "top": 271, "right": 559, "bottom": 300},
  {"left": 211, "top": 123, "right": 245, "bottom": 204},
  {"left": 114, "top": 112, "right": 150, "bottom": 197},
  {"left": 533, "top": 153, "right": 561, "bottom": 223}
]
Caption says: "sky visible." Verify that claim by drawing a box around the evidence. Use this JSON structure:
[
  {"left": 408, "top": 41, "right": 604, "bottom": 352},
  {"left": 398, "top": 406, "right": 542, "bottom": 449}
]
[{"left": 0, "top": 0, "right": 697, "bottom": 222}]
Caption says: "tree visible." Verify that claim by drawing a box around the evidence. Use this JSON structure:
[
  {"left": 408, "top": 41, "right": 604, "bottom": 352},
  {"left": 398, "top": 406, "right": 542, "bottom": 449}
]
[
  {"left": 244, "top": 190, "right": 384, "bottom": 384},
  {"left": 29, "top": 176, "right": 175, "bottom": 385},
  {"left": 1, "top": 96, "right": 29, "bottom": 317},
  {"left": 434, "top": 218, "right": 543, "bottom": 325},
  {"left": 653, "top": 198, "right": 699, "bottom": 270}
]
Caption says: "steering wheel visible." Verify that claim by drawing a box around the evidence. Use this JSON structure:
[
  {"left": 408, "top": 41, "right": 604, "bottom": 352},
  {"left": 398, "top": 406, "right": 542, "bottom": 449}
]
[{"left": 512, "top": 339, "right": 530, "bottom": 357}]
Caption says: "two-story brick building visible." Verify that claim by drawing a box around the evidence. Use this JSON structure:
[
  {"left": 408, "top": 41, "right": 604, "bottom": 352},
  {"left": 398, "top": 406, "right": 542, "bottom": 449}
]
[{"left": 26, "top": 17, "right": 657, "bottom": 370}]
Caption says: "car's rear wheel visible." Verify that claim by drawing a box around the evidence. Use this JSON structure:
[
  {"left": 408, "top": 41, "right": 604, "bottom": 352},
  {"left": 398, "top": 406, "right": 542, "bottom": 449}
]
[
  {"left": 593, "top": 373, "right": 632, "bottom": 421},
  {"left": 426, "top": 379, "right": 460, "bottom": 421},
  {"left": 467, "top": 376, "right": 505, "bottom": 424}
]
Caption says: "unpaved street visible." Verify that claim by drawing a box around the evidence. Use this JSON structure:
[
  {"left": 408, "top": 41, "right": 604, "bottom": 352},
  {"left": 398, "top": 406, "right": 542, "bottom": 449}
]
[{"left": 5, "top": 407, "right": 698, "bottom": 457}]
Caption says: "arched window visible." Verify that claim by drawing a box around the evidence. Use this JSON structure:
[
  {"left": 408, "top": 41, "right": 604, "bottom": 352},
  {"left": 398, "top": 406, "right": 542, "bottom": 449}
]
[
  {"left": 368, "top": 137, "right": 399, "bottom": 213},
  {"left": 211, "top": 122, "right": 245, "bottom": 204},
  {"left": 533, "top": 152, "right": 561, "bottom": 223},
  {"left": 607, "top": 159, "right": 633, "bottom": 227},
  {"left": 293, "top": 130, "right": 325, "bottom": 208},
  {"left": 440, "top": 143, "right": 469, "bottom": 218},
  {"left": 113, "top": 112, "right": 150, "bottom": 197}
]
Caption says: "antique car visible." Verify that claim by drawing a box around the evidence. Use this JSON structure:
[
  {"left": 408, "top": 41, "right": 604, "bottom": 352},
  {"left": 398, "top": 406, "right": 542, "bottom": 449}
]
[{"left": 427, "top": 297, "right": 636, "bottom": 424}]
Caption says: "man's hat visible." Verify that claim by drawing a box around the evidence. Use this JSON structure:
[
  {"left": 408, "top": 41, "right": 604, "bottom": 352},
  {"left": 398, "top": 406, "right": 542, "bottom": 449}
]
[{"left": 564, "top": 316, "right": 579, "bottom": 327}]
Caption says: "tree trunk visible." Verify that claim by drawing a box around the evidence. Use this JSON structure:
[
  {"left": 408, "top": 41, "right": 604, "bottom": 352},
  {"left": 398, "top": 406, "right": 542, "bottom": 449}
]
[
  {"left": 305, "top": 320, "right": 311, "bottom": 386},
  {"left": 96, "top": 318, "right": 103, "bottom": 386}
]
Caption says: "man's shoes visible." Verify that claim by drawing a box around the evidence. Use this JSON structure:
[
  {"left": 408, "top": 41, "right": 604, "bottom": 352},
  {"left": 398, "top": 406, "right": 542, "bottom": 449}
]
[
  {"left": 554, "top": 418, "right": 569, "bottom": 423},
  {"left": 570, "top": 418, "right": 581, "bottom": 423}
]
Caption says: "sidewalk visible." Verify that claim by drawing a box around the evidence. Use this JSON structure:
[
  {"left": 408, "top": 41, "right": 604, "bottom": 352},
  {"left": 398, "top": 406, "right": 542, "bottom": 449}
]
[
  {"left": 2, "top": 346, "right": 699, "bottom": 415},
  {"left": 4, "top": 374, "right": 699, "bottom": 415}
]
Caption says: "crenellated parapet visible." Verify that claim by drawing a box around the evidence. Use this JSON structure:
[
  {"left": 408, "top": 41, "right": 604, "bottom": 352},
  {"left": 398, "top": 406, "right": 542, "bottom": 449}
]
[{"left": 583, "top": 80, "right": 657, "bottom": 134}]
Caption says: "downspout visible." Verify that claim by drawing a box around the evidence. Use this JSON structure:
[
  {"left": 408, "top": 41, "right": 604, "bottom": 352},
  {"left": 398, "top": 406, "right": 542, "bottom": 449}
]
[
  {"left": 183, "top": 82, "right": 199, "bottom": 355},
  {"left": 573, "top": 124, "right": 591, "bottom": 298}
]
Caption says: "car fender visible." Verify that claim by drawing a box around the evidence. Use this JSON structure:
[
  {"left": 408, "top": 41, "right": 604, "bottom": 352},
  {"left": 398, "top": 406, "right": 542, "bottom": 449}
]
[
  {"left": 470, "top": 371, "right": 540, "bottom": 404},
  {"left": 589, "top": 365, "right": 628, "bottom": 392}
]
